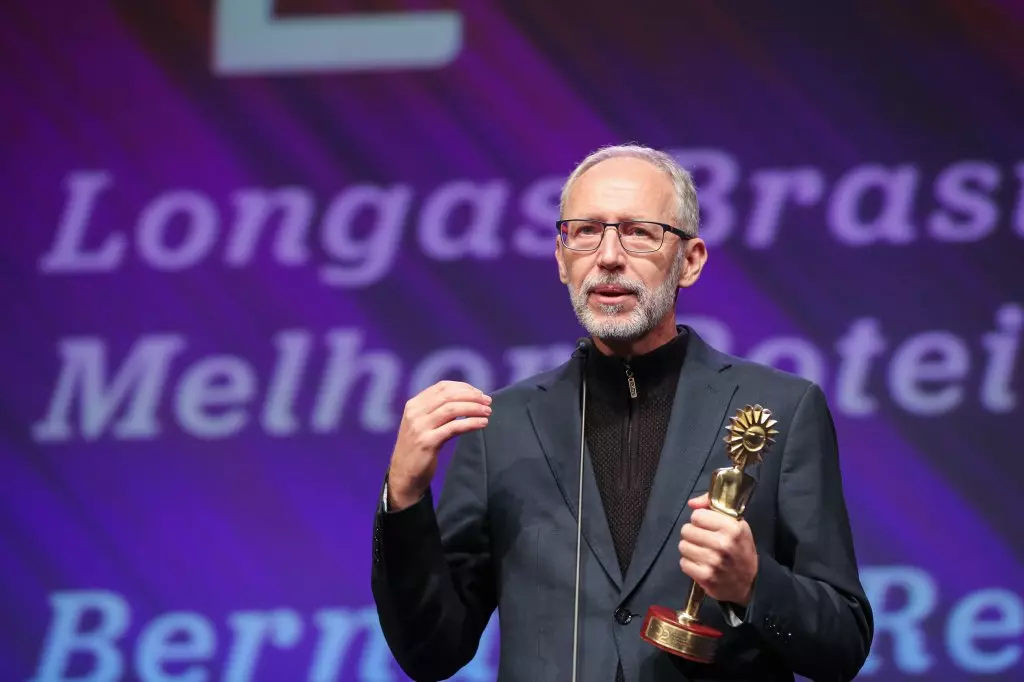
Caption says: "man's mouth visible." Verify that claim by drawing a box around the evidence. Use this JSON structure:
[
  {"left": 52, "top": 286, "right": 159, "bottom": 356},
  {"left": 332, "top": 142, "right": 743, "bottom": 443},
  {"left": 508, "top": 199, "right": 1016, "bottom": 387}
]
[{"left": 589, "top": 285, "right": 634, "bottom": 301}]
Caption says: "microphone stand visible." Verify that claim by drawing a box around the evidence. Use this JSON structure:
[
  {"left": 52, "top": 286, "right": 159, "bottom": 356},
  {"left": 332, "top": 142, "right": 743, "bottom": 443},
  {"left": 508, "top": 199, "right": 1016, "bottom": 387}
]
[{"left": 570, "top": 338, "right": 590, "bottom": 682}]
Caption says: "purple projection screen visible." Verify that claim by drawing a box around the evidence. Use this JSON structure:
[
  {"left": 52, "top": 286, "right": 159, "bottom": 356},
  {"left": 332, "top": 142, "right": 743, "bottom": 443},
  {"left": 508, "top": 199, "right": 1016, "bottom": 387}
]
[{"left": 2, "top": 1, "right": 1023, "bottom": 680}]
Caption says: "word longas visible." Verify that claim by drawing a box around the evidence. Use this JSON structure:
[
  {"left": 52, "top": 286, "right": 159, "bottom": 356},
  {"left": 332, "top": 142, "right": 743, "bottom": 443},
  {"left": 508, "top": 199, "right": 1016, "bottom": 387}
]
[{"left": 38, "top": 154, "right": 1024, "bottom": 288}]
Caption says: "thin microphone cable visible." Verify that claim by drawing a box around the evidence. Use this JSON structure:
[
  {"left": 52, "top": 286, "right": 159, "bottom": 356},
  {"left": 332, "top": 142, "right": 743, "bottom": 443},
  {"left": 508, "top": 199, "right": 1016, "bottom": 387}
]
[{"left": 571, "top": 339, "right": 589, "bottom": 682}]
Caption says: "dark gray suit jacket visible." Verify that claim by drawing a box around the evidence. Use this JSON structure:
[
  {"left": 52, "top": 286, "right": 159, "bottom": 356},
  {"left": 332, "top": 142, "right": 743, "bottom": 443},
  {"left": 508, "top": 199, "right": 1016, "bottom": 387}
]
[{"left": 371, "top": 328, "right": 873, "bottom": 681}]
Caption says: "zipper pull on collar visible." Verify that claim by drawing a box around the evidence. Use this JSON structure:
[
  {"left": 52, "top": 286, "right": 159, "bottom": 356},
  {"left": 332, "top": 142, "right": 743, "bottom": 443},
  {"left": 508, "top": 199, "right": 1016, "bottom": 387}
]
[{"left": 624, "top": 362, "right": 638, "bottom": 399}]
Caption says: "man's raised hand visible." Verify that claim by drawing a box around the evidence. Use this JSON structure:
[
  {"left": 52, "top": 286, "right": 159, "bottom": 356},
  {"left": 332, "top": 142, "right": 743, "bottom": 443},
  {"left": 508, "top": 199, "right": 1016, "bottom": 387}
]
[{"left": 386, "top": 381, "right": 492, "bottom": 510}]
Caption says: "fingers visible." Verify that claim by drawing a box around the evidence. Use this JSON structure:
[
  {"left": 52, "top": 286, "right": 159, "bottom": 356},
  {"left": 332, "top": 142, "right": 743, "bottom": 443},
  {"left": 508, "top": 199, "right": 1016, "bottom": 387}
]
[
  {"left": 680, "top": 557, "right": 713, "bottom": 586},
  {"left": 679, "top": 514, "right": 747, "bottom": 566},
  {"left": 677, "top": 506, "right": 759, "bottom": 605},
  {"left": 401, "top": 381, "right": 492, "bottom": 447},
  {"left": 388, "top": 383, "right": 492, "bottom": 504},
  {"left": 679, "top": 524, "right": 724, "bottom": 565},
  {"left": 689, "top": 508, "right": 738, "bottom": 533},
  {"left": 679, "top": 537, "right": 721, "bottom": 568},
  {"left": 687, "top": 493, "right": 710, "bottom": 510},
  {"left": 414, "top": 381, "right": 491, "bottom": 416},
  {"left": 680, "top": 521, "right": 719, "bottom": 549},
  {"left": 422, "top": 400, "right": 492, "bottom": 430},
  {"left": 436, "top": 416, "right": 490, "bottom": 441},
  {"left": 410, "top": 403, "right": 491, "bottom": 452},
  {"left": 397, "top": 380, "right": 494, "bottom": 452}
]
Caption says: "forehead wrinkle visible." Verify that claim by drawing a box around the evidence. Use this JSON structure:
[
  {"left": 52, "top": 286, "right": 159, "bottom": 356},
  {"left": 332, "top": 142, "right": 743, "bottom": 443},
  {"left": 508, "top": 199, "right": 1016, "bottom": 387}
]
[{"left": 566, "top": 162, "right": 675, "bottom": 224}]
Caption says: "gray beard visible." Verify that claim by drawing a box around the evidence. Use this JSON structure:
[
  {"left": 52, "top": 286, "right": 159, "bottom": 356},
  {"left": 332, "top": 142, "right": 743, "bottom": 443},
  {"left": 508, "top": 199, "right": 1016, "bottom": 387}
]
[{"left": 567, "top": 256, "right": 684, "bottom": 342}]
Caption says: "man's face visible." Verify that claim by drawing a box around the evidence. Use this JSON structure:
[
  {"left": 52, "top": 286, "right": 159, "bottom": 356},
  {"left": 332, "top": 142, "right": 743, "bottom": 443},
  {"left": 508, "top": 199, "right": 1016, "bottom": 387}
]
[{"left": 557, "top": 157, "right": 688, "bottom": 343}]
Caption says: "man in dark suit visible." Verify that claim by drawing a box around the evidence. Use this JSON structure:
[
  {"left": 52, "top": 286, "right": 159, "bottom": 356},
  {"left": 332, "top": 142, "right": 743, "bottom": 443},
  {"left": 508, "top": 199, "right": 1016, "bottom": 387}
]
[{"left": 371, "top": 144, "right": 873, "bottom": 681}]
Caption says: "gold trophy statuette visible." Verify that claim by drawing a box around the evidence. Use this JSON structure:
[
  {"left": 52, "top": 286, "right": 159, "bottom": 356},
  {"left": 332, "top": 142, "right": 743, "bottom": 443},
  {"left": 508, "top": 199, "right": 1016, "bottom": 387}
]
[{"left": 640, "top": 404, "right": 780, "bottom": 663}]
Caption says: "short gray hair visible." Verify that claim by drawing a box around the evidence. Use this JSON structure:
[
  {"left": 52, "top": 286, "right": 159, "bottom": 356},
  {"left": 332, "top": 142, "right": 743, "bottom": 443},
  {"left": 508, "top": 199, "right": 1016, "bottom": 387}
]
[{"left": 558, "top": 143, "right": 700, "bottom": 238}]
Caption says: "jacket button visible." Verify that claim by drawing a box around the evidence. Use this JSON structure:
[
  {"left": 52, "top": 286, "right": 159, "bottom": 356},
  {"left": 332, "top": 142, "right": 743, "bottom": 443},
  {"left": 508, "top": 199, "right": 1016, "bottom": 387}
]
[{"left": 614, "top": 607, "right": 632, "bottom": 625}]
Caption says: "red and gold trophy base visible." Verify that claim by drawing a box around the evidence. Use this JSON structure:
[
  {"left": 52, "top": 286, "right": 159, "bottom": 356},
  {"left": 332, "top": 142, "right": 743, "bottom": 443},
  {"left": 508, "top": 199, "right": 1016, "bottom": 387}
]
[
  {"left": 640, "top": 404, "right": 780, "bottom": 664},
  {"left": 640, "top": 604, "right": 722, "bottom": 663}
]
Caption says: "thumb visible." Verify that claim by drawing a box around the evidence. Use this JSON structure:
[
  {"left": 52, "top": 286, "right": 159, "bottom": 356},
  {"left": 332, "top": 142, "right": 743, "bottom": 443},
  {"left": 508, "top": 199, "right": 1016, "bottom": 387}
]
[{"left": 688, "top": 493, "right": 710, "bottom": 509}]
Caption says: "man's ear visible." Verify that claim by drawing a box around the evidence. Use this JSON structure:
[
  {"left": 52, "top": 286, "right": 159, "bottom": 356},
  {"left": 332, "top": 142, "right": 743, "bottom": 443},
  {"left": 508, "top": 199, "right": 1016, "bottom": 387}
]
[
  {"left": 678, "top": 238, "right": 708, "bottom": 288},
  {"left": 556, "top": 237, "right": 569, "bottom": 284}
]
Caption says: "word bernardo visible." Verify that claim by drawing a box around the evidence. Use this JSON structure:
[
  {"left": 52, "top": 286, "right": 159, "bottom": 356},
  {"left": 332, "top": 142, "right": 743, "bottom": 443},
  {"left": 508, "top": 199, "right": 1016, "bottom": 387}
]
[
  {"left": 27, "top": 568, "right": 1024, "bottom": 680},
  {"left": 30, "top": 305, "right": 1022, "bottom": 443},
  {"left": 38, "top": 153, "right": 1024, "bottom": 288},
  {"left": 27, "top": 591, "right": 496, "bottom": 682}
]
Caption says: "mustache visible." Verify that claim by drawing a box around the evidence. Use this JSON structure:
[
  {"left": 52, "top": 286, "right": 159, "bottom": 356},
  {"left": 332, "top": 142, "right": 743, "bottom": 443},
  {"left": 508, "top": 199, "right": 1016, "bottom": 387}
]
[{"left": 581, "top": 274, "right": 646, "bottom": 296}]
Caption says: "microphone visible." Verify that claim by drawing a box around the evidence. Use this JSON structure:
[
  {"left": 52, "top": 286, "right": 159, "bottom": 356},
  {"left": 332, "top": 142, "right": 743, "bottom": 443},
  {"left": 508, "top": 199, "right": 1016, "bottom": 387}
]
[
  {"left": 572, "top": 336, "right": 592, "bottom": 359},
  {"left": 570, "top": 336, "right": 590, "bottom": 682}
]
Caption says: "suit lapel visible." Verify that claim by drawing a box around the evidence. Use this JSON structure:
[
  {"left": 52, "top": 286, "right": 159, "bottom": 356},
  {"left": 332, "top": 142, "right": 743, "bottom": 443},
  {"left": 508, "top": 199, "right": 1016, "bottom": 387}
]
[
  {"left": 527, "top": 359, "right": 623, "bottom": 589},
  {"left": 620, "top": 334, "right": 737, "bottom": 600}
]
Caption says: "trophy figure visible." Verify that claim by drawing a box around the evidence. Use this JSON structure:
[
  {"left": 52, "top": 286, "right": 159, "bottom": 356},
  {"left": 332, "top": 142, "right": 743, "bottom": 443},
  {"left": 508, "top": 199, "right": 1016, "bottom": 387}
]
[{"left": 640, "top": 404, "right": 780, "bottom": 663}]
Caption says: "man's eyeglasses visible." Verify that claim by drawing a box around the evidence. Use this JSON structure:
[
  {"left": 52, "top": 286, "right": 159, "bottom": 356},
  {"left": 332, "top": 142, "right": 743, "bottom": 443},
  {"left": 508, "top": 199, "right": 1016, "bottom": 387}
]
[{"left": 556, "top": 219, "right": 693, "bottom": 254}]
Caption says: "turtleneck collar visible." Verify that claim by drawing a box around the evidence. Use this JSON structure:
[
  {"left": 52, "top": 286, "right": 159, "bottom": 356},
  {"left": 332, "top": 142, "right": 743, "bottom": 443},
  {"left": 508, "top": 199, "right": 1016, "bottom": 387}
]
[{"left": 585, "top": 327, "right": 689, "bottom": 401}]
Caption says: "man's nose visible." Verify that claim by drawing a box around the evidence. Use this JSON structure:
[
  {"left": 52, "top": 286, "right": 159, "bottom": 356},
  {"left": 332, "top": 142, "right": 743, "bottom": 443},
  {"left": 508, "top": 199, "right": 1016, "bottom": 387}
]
[{"left": 596, "top": 227, "right": 626, "bottom": 269}]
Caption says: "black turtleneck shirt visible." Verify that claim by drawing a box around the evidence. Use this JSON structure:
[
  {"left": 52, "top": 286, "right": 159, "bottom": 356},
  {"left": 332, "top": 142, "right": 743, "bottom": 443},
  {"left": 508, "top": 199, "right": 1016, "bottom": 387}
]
[{"left": 584, "top": 329, "right": 689, "bottom": 578}]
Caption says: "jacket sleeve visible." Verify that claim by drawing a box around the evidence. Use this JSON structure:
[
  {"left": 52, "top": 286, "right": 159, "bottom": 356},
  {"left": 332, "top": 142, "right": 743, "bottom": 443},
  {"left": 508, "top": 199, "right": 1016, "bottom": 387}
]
[
  {"left": 740, "top": 382, "right": 874, "bottom": 681},
  {"left": 370, "top": 426, "right": 496, "bottom": 681}
]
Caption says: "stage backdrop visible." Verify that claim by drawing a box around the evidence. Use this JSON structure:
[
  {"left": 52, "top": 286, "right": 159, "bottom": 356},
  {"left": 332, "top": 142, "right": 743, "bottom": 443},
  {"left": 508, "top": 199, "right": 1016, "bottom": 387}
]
[{"left": 2, "top": 1, "right": 1022, "bottom": 680}]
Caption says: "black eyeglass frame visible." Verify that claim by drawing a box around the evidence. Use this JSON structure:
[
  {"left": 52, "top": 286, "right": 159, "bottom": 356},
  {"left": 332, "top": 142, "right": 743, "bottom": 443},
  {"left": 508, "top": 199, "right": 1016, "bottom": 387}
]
[{"left": 555, "top": 219, "right": 694, "bottom": 253}]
